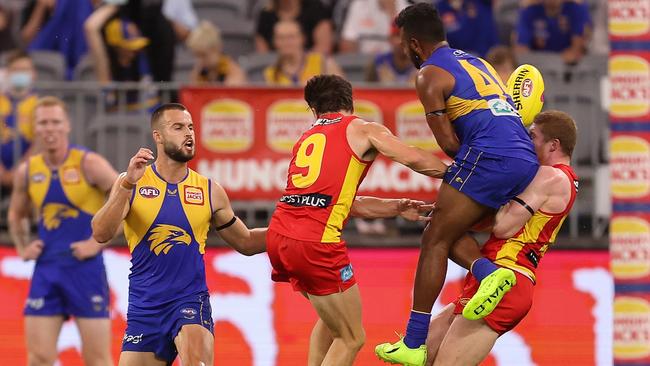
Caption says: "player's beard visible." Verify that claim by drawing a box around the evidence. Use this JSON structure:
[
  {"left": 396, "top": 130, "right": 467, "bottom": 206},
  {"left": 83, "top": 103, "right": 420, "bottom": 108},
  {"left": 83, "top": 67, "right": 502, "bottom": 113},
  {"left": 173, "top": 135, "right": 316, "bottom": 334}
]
[{"left": 163, "top": 141, "right": 194, "bottom": 163}]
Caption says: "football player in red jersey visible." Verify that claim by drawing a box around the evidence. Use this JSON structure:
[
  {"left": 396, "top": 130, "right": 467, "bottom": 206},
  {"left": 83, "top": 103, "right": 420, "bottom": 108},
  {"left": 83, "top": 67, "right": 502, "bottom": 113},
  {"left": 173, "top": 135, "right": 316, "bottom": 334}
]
[
  {"left": 424, "top": 110, "right": 579, "bottom": 365},
  {"left": 266, "top": 74, "right": 448, "bottom": 366}
]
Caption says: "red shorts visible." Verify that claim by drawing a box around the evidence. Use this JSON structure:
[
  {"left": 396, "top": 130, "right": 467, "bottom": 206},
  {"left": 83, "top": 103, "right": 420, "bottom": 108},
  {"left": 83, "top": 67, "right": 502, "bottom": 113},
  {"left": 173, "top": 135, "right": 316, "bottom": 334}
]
[
  {"left": 453, "top": 271, "right": 534, "bottom": 334},
  {"left": 266, "top": 229, "right": 356, "bottom": 296}
]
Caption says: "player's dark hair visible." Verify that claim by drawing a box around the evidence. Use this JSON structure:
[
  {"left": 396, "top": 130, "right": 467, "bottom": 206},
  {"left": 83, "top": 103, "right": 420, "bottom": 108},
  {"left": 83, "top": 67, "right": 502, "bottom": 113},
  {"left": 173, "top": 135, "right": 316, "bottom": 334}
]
[
  {"left": 151, "top": 103, "right": 187, "bottom": 128},
  {"left": 533, "top": 110, "right": 578, "bottom": 157},
  {"left": 304, "top": 75, "right": 353, "bottom": 116},
  {"left": 395, "top": 3, "right": 445, "bottom": 44}
]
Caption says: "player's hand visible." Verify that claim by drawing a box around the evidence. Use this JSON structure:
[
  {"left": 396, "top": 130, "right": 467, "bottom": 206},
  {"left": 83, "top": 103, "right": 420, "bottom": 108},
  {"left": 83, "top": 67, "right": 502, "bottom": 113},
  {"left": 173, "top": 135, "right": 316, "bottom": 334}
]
[
  {"left": 20, "top": 240, "right": 43, "bottom": 261},
  {"left": 70, "top": 239, "right": 102, "bottom": 260},
  {"left": 125, "top": 148, "right": 154, "bottom": 185},
  {"left": 397, "top": 199, "right": 435, "bottom": 222}
]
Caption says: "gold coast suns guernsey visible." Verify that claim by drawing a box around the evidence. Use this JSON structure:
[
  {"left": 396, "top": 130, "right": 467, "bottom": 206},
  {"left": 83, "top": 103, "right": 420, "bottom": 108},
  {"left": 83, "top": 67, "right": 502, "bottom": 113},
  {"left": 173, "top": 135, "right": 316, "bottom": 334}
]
[
  {"left": 28, "top": 146, "right": 106, "bottom": 266},
  {"left": 124, "top": 164, "right": 212, "bottom": 308},
  {"left": 482, "top": 164, "right": 579, "bottom": 282},
  {"left": 269, "top": 113, "right": 373, "bottom": 243}
]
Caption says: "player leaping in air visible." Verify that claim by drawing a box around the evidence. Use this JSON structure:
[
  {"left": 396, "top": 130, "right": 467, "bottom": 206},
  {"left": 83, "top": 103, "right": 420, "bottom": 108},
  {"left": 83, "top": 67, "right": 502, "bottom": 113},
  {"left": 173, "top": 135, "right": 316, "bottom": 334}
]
[{"left": 376, "top": 3, "right": 540, "bottom": 365}]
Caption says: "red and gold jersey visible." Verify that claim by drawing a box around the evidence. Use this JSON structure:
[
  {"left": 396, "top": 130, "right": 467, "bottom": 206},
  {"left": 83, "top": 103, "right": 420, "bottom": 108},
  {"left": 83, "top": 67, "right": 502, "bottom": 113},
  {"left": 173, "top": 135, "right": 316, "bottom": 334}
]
[
  {"left": 269, "top": 113, "right": 373, "bottom": 243},
  {"left": 482, "top": 164, "right": 579, "bottom": 282}
]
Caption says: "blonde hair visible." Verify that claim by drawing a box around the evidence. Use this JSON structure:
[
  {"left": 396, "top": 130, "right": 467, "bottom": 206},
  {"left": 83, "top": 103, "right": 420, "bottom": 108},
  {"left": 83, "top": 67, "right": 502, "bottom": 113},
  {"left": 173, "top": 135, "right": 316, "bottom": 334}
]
[
  {"left": 186, "top": 20, "right": 222, "bottom": 53},
  {"left": 35, "top": 96, "right": 68, "bottom": 115}
]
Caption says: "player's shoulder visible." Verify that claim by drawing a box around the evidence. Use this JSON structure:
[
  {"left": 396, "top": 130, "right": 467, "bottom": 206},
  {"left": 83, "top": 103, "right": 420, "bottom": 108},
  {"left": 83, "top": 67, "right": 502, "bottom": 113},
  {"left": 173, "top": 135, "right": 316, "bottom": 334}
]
[{"left": 535, "top": 165, "right": 572, "bottom": 193}]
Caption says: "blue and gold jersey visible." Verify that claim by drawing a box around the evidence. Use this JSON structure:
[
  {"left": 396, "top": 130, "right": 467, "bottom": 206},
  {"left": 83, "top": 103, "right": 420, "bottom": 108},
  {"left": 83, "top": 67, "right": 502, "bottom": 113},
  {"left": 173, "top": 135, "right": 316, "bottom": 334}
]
[
  {"left": 124, "top": 165, "right": 212, "bottom": 309},
  {"left": 28, "top": 146, "right": 106, "bottom": 266},
  {"left": 0, "top": 94, "right": 37, "bottom": 169},
  {"left": 422, "top": 46, "right": 536, "bottom": 161}
]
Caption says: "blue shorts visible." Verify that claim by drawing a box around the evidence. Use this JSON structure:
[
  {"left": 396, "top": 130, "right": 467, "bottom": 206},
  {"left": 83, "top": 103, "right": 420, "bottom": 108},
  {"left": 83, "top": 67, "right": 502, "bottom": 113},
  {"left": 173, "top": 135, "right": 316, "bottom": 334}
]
[
  {"left": 444, "top": 145, "right": 539, "bottom": 209},
  {"left": 24, "top": 259, "right": 109, "bottom": 318},
  {"left": 122, "top": 292, "right": 214, "bottom": 362}
]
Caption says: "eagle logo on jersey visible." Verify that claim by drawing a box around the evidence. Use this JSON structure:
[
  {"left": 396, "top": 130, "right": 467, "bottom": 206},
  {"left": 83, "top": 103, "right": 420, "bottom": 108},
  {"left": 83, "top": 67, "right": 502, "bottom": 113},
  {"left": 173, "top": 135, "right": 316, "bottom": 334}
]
[
  {"left": 147, "top": 224, "right": 192, "bottom": 255},
  {"left": 42, "top": 203, "right": 79, "bottom": 230}
]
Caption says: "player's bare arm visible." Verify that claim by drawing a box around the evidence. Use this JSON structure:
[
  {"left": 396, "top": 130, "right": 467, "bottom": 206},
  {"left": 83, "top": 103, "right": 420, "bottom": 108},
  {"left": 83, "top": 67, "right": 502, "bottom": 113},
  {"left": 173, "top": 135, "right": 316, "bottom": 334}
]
[
  {"left": 8, "top": 162, "right": 43, "bottom": 260},
  {"left": 352, "top": 120, "right": 447, "bottom": 178},
  {"left": 350, "top": 196, "right": 434, "bottom": 222},
  {"left": 210, "top": 180, "right": 266, "bottom": 256},
  {"left": 415, "top": 65, "right": 459, "bottom": 157},
  {"left": 92, "top": 148, "right": 154, "bottom": 243},
  {"left": 492, "top": 166, "right": 570, "bottom": 239}
]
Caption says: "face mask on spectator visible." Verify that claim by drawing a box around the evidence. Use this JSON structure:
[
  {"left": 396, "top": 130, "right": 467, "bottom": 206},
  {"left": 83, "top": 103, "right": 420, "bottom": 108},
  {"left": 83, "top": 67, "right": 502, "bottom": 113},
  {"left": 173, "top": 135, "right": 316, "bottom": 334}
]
[{"left": 9, "top": 72, "right": 32, "bottom": 91}]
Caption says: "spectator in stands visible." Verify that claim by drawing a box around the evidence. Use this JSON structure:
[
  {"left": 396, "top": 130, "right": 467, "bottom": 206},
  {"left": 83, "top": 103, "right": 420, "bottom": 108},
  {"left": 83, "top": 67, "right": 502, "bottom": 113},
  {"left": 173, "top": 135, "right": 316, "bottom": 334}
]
[
  {"left": 84, "top": 4, "right": 157, "bottom": 111},
  {"left": 163, "top": 0, "right": 198, "bottom": 41},
  {"left": 515, "top": 0, "right": 590, "bottom": 64},
  {"left": 436, "top": 0, "right": 499, "bottom": 57},
  {"left": 365, "top": 21, "right": 416, "bottom": 84},
  {"left": 21, "top": 0, "right": 94, "bottom": 79},
  {"left": 485, "top": 45, "right": 517, "bottom": 84},
  {"left": 0, "top": 5, "right": 17, "bottom": 53},
  {"left": 0, "top": 50, "right": 38, "bottom": 188},
  {"left": 186, "top": 21, "right": 246, "bottom": 85},
  {"left": 340, "top": 0, "right": 408, "bottom": 55},
  {"left": 264, "top": 19, "right": 343, "bottom": 86},
  {"left": 256, "top": 0, "right": 334, "bottom": 55}
]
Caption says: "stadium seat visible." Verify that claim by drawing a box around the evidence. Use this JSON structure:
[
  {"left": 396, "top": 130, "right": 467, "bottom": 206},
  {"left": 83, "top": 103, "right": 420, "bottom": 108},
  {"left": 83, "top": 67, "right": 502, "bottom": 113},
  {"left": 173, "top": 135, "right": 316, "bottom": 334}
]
[
  {"left": 194, "top": 0, "right": 247, "bottom": 25},
  {"left": 334, "top": 52, "right": 373, "bottom": 82},
  {"left": 239, "top": 52, "right": 277, "bottom": 83},
  {"left": 72, "top": 53, "right": 96, "bottom": 81},
  {"left": 29, "top": 50, "right": 66, "bottom": 81},
  {"left": 220, "top": 19, "right": 256, "bottom": 60},
  {"left": 86, "top": 114, "right": 153, "bottom": 171}
]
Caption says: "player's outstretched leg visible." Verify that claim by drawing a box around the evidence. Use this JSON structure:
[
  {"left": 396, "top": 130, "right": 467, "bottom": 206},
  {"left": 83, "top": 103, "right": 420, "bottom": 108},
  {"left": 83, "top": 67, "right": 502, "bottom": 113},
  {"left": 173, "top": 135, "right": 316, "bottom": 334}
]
[
  {"left": 308, "top": 318, "right": 334, "bottom": 366},
  {"left": 433, "top": 315, "right": 498, "bottom": 365},
  {"left": 309, "top": 284, "right": 365, "bottom": 366},
  {"left": 462, "top": 266, "right": 517, "bottom": 320}
]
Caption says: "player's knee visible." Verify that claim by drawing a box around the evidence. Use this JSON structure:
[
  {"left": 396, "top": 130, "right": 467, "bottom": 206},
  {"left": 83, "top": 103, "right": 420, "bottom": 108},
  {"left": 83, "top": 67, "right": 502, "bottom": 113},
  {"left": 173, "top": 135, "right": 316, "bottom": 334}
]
[
  {"left": 81, "top": 346, "right": 112, "bottom": 366},
  {"left": 27, "top": 349, "right": 57, "bottom": 366},
  {"left": 344, "top": 329, "right": 365, "bottom": 352}
]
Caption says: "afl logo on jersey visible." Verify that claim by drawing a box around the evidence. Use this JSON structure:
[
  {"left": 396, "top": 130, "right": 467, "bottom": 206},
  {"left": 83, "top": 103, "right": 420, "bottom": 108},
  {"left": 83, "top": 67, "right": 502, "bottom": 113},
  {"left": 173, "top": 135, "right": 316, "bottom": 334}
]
[
  {"left": 184, "top": 186, "right": 204, "bottom": 205},
  {"left": 139, "top": 186, "right": 160, "bottom": 198}
]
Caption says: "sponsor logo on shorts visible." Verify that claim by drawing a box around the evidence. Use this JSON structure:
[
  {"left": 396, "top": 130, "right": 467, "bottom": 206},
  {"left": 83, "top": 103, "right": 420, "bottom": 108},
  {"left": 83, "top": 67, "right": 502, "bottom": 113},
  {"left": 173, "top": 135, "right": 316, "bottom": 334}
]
[
  {"left": 611, "top": 216, "right": 650, "bottom": 279},
  {"left": 279, "top": 193, "right": 331, "bottom": 208},
  {"left": 609, "top": 0, "right": 650, "bottom": 37},
  {"left": 267, "top": 99, "right": 313, "bottom": 153},
  {"left": 123, "top": 333, "right": 144, "bottom": 345},
  {"left": 181, "top": 307, "right": 198, "bottom": 319},
  {"left": 31, "top": 173, "right": 46, "bottom": 183},
  {"left": 521, "top": 79, "right": 533, "bottom": 97},
  {"left": 26, "top": 297, "right": 44, "bottom": 310},
  {"left": 610, "top": 55, "right": 650, "bottom": 118},
  {"left": 340, "top": 264, "right": 354, "bottom": 282},
  {"left": 611, "top": 135, "right": 650, "bottom": 198},
  {"left": 139, "top": 186, "right": 160, "bottom": 198},
  {"left": 201, "top": 99, "right": 253, "bottom": 153},
  {"left": 62, "top": 166, "right": 80, "bottom": 184},
  {"left": 614, "top": 296, "right": 650, "bottom": 360},
  {"left": 184, "top": 186, "right": 204, "bottom": 205},
  {"left": 91, "top": 295, "right": 105, "bottom": 312},
  {"left": 395, "top": 101, "right": 441, "bottom": 151}
]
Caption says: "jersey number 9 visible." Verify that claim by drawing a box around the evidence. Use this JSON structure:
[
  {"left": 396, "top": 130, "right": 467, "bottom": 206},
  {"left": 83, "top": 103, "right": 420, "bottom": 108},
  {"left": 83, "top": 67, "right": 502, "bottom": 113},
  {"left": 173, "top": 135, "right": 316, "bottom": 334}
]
[{"left": 291, "top": 133, "right": 326, "bottom": 188}]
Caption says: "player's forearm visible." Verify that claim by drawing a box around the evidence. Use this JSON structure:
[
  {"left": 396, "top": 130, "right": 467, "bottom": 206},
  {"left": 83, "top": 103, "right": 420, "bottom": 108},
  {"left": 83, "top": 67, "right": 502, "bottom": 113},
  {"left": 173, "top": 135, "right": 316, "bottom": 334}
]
[
  {"left": 223, "top": 226, "right": 267, "bottom": 256},
  {"left": 92, "top": 187, "right": 130, "bottom": 244},
  {"left": 406, "top": 149, "right": 448, "bottom": 178},
  {"left": 350, "top": 196, "right": 400, "bottom": 219}
]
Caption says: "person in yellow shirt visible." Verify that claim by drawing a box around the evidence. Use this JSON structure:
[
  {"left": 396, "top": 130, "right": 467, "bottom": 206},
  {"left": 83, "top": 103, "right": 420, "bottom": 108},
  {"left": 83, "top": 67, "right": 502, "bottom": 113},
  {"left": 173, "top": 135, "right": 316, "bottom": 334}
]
[
  {"left": 264, "top": 20, "right": 343, "bottom": 86},
  {"left": 0, "top": 50, "right": 38, "bottom": 187}
]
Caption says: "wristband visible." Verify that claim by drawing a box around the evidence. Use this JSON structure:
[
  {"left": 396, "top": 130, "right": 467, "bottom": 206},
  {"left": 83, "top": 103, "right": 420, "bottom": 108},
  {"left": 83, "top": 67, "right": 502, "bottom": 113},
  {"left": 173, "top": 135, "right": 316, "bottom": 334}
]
[{"left": 120, "top": 178, "right": 136, "bottom": 190}]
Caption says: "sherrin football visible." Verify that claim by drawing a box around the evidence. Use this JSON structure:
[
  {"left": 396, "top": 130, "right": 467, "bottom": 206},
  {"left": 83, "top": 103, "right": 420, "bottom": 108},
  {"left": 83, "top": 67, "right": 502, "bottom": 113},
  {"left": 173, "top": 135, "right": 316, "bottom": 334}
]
[{"left": 506, "top": 64, "right": 545, "bottom": 127}]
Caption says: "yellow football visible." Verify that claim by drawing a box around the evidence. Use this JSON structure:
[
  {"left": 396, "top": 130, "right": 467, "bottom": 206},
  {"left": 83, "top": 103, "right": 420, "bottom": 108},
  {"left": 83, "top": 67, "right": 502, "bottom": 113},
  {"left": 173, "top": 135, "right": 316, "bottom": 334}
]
[{"left": 506, "top": 64, "right": 545, "bottom": 127}]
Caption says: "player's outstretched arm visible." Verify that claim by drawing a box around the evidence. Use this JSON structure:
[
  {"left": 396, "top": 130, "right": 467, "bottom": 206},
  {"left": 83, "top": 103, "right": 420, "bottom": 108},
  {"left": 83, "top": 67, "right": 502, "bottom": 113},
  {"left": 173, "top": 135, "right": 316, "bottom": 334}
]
[
  {"left": 210, "top": 181, "right": 266, "bottom": 256},
  {"left": 492, "top": 167, "right": 559, "bottom": 238},
  {"left": 7, "top": 162, "right": 42, "bottom": 260},
  {"left": 92, "top": 148, "right": 153, "bottom": 243},
  {"left": 415, "top": 66, "right": 460, "bottom": 158},
  {"left": 363, "top": 121, "right": 447, "bottom": 178},
  {"left": 350, "top": 196, "right": 433, "bottom": 222}
]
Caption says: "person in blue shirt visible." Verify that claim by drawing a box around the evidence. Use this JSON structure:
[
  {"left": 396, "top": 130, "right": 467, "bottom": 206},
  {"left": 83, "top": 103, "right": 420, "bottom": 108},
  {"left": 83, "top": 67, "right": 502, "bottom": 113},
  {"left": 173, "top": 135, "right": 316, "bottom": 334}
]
[
  {"left": 435, "top": 0, "right": 499, "bottom": 57},
  {"left": 366, "top": 21, "right": 417, "bottom": 84},
  {"left": 515, "top": 0, "right": 590, "bottom": 64}
]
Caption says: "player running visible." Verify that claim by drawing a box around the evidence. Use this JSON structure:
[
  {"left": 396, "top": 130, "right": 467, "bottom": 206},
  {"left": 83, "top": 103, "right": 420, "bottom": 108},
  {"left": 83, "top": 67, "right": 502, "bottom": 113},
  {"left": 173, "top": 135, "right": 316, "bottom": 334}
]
[
  {"left": 8, "top": 96, "right": 118, "bottom": 366},
  {"left": 425, "top": 110, "right": 578, "bottom": 365},
  {"left": 91, "top": 103, "right": 266, "bottom": 366},
  {"left": 376, "top": 3, "right": 540, "bottom": 365},
  {"left": 267, "top": 74, "right": 448, "bottom": 366}
]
